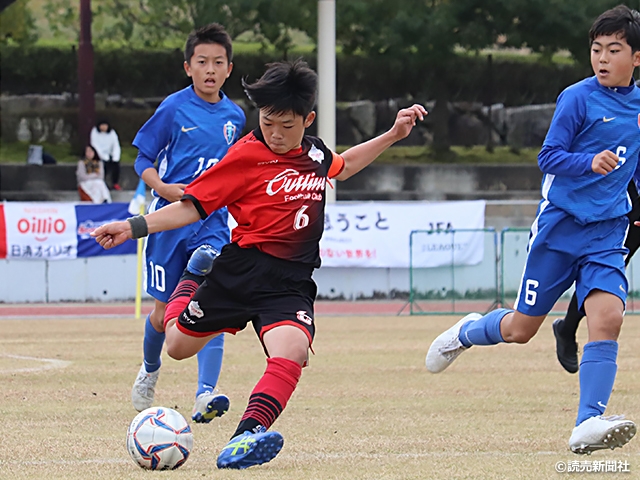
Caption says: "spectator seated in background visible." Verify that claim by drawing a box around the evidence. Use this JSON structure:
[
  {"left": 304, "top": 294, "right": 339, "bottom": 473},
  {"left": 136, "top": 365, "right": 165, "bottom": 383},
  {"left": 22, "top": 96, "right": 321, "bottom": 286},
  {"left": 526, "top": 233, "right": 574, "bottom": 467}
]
[
  {"left": 91, "top": 119, "right": 122, "bottom": 190},
  {"left": 76, "top": 145, "right": 112, "bottom": 204}
]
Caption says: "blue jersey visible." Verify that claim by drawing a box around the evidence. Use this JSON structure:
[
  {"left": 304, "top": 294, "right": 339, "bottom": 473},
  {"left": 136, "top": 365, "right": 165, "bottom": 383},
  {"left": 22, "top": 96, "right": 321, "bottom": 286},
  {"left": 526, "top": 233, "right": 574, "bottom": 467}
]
[
  {"left": 133, "top": 85, "right": 246, "bottom": 302},
  {"left": 538, "top": 76, "right": 640, "bottom": 224},
  {"left": 133, "top": 85, "right": 246, "bottom": 191}
]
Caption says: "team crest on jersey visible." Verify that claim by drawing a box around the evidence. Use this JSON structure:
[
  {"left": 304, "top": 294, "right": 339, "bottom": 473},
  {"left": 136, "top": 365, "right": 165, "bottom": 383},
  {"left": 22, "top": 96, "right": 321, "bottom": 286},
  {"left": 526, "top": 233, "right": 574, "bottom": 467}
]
[
  {"left": 296, "top": 310, "right": 313, "bottom": 325},
  {"left": 188, "top": 300, "right": 204, "bottom": 318},
  {"left": 223, "top": 120, "right": 236, "bottom": 145},
  {"left": 308, "top": 145, "right": 324, "bottom": 163}
]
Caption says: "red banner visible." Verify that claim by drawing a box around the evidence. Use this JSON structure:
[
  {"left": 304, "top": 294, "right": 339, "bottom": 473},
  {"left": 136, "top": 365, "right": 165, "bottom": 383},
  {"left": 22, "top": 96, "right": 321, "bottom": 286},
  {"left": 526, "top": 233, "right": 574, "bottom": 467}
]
[{"left": 0, "top": 205, "right": 6, "bottom": 259}]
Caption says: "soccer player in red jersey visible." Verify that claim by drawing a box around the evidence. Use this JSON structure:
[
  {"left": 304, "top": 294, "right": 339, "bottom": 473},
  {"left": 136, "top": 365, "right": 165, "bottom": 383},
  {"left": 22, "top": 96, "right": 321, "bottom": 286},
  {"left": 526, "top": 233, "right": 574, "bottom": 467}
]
[{"left": 93, "top": 59, "right": 426, "bottom": 469}]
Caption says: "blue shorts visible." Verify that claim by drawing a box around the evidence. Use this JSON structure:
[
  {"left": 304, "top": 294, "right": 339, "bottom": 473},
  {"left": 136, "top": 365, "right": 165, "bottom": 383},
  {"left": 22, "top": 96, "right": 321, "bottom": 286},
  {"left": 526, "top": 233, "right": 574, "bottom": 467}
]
[
  {"left": 144, "top": 197, "right": 230, "bottom": 303},
  {"left": 514, "top": 202, "right": 629, "bottom": 316}
]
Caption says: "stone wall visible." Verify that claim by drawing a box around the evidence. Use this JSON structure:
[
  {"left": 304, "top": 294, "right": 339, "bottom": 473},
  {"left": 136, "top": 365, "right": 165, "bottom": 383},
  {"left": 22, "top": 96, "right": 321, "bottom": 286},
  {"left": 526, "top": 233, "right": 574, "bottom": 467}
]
[
  {"left": 1, "top": 93, "right": 556, "bottom": 148},
  {"left": 0, "top": 163, "right": 542, "bottom": 202}
]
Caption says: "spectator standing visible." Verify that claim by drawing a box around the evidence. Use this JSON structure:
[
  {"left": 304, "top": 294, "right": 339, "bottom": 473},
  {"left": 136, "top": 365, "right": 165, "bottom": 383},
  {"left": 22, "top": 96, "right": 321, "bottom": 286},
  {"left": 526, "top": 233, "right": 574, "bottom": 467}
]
[{"left": 91, "top": 119, "right": 122, "bottom": 190}]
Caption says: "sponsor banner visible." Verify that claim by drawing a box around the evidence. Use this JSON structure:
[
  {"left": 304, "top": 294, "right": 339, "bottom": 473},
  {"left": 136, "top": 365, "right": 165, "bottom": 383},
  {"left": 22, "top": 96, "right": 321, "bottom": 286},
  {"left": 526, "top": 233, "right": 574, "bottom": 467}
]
[
  {"left": 2, "top": 202, "right": 78, "bottom": 260},
  {"left": 0, "top": 205, "right": 6, "bottom": 259},
  {"left": 76, "top": 203, "right": 137, "bottom": 257},
  {"left": 0, "top": 201, "right": 484, "bottom": 265},
  {"left": 320, "top": 201, "right": 485, "bottom": 268}
]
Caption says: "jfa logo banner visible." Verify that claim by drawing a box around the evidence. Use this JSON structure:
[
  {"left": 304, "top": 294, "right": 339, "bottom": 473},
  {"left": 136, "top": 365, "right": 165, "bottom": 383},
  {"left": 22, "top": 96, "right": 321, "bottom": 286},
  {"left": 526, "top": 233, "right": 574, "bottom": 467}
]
[
  {"left": 2, "top": 202, "right": 78, "bottom": 260},
  {"left": 320, "top": 201, "right": 485, "bottom": 268}
]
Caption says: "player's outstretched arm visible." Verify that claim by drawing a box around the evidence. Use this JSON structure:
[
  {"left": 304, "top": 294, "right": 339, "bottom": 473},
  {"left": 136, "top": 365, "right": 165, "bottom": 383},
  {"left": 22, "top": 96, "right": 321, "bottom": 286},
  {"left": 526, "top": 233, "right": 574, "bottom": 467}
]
[
  {"left": 91, "top": 200, "right": 201, "bottom": 249},
  {"left": 334, "top": 104, "right": 427, "bottom": 181}
]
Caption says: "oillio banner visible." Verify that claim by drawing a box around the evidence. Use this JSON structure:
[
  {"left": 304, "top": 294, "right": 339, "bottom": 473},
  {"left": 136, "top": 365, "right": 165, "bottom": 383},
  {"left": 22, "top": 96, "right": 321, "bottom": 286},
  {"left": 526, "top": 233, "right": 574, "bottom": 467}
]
[
  {"left": 320, "top": 201, "right": 485, "bottom": 268},
  {"left": 2, "top": 202, "right": 78, "bottom": 260}
]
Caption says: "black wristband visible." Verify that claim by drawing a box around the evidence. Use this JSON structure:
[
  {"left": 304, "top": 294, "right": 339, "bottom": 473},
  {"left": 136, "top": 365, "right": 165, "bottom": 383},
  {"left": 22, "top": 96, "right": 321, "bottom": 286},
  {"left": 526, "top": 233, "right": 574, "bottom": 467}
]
[{"left": 127, "top": 215, "right": 149, "bottom": 239}]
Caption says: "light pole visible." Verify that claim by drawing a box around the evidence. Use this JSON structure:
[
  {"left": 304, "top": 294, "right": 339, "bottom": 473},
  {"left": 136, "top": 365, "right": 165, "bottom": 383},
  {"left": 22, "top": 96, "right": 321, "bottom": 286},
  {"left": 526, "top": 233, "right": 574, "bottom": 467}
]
[{"left": 318, "top": 0, "right": 336, "bottom": 203}]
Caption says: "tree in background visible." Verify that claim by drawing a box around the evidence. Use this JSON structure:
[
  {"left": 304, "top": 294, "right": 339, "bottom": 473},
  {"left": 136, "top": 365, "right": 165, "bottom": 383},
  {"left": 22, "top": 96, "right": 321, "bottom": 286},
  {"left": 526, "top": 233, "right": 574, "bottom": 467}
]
[
  {"left": 43, "top": 0, "right": 315, "bottom": 55},
  {"left": 331, "top": 0, "right": 511, "bottom": 154},
  {"left": 0, "top": 0, "right": 37, "bottom": 45},
  {"left": 38, "top": 0, "right": 625, "bottom": 152},
  {"left": 329, "top": 0, "right": 620, "bottom": 153},
  {"left": 502, "top": 0, "right": 620, "bottom": 65}
]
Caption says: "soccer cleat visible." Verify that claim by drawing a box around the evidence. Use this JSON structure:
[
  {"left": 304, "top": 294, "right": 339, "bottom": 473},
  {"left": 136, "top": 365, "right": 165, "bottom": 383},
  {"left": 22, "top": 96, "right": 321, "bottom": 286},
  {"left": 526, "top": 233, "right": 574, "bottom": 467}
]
[
  {"left": 192, "top": 391, "right": 230, "bottom": 423},
  {"left": 569, "top": 415, "right": 636, "bottom": 454},
  {"left": 552, "top": 318, "right": 579, "bottom": 374},
  {"left": 131, "top": 364, "right": 160, "bottom": 412},
  {"left": 186, "top": 244, "right": 220, "bottom": 276},
  {"left": 425, "top": 312, "right": 482, "bottom": 373},
  {"left": 216, "top": 428, "right": 284, "bottom": 469}
]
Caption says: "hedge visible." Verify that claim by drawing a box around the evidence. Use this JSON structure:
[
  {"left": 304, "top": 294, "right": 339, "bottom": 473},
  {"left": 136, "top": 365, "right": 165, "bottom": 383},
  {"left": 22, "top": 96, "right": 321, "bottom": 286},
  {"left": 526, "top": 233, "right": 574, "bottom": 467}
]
[{"left": 1, "top": 45, "right": 591, "bottom": 105}]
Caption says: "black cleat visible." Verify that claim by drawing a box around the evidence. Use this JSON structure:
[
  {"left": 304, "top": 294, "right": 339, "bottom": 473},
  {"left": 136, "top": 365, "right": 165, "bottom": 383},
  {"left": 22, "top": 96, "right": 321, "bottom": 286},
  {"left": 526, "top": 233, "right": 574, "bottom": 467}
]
[{"left": 552, "top": 318, "right": 579, "bottom": 374}]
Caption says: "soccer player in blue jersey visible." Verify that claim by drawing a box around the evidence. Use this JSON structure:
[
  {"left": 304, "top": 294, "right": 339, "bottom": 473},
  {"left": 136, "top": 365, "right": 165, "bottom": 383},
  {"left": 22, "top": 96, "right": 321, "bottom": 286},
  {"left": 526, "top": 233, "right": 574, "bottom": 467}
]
[
  {"left": 426, "top": 5, "right": 640, "bottom": 454},
  {"left": 130, "top": 23, "right": 246, "bottom": 422}
]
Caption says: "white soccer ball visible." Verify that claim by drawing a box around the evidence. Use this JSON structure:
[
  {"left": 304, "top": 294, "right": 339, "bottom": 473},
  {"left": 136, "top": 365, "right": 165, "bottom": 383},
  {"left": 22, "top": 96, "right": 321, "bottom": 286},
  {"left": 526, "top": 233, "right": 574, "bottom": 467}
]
[{"left": 126, "top": 407, "right": 193, "bottom": 470}]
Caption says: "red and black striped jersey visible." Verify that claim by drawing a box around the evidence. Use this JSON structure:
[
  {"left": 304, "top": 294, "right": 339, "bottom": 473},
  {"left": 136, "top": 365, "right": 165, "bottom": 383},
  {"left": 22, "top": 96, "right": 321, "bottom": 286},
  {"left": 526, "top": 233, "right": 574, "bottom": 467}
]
[{"left": 183, "top": 128, "right": 345, "bottom": 267}]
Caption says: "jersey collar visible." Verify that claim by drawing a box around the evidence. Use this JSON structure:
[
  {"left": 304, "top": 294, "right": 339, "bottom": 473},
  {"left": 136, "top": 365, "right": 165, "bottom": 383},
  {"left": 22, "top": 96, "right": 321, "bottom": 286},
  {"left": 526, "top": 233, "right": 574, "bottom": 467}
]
[
  {"left": 188, "top": 86, "right": 228, "bottom": 109},
  {"left": 600, "top": 77, "right": 637, "bottom": 95}
]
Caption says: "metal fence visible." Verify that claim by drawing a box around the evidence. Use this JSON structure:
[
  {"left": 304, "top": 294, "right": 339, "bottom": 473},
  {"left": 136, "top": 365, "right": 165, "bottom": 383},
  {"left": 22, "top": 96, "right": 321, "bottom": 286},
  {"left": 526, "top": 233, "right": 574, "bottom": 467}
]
[
  {"left": 409, "top": 229, "right": 499, "bottom": 315},
  {"left": 409, "top": 227, "right": 640, "bottom": 315}
]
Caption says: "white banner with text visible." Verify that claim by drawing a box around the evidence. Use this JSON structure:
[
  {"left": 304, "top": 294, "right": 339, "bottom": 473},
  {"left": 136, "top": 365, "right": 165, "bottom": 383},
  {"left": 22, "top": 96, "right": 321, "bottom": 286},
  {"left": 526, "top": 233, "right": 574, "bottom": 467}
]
[
  {"left": 2, "top": 202, "right": 78, "bottom": 260},
  {"left": 320, "top": 201, "right": 485, "bottom": 268}
]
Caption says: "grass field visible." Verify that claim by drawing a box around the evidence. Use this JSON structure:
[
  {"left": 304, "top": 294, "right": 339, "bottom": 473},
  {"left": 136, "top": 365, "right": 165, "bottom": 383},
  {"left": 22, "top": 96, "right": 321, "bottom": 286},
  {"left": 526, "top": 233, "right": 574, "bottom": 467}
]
[{"left": 0, "top": 314, "right": 638, "bottom": 479}]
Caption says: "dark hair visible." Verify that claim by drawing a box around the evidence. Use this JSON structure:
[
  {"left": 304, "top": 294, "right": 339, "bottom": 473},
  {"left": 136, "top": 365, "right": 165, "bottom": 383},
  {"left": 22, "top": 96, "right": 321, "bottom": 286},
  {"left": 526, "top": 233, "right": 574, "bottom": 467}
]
[
  {"left": 95, "top": 119, "right": 111, "bottom": 132},
  {"left": 590, "top": 5, "right": 640, "bottom": 52},
  {"left": 84, "top": 144, "right": 99, "bottom": 159},
  {"left": 184, "top": 23, "right": 233, "bottom": 64},
  {"left": 242, "top": 59, "right": 318, "bottom": 117}
]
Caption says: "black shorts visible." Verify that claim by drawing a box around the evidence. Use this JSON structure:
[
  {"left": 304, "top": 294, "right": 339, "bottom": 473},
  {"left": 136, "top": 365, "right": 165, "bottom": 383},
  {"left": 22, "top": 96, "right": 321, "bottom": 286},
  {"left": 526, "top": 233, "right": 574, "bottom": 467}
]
[{"left": 176, "top": 243, "right": 317, "bottom": 346}]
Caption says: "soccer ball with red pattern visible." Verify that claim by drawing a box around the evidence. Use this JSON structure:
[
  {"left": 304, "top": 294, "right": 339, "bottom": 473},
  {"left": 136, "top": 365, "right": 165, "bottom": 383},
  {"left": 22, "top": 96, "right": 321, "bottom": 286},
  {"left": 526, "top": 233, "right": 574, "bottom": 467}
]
[{"left": 126, "top": 407, "right": 193, "bottom": 470}]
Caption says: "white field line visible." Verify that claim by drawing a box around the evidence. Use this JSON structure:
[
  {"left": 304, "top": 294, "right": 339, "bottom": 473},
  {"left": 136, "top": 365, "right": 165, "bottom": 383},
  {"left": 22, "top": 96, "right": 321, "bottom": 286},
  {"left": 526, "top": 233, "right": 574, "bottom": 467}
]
[
  {"left": 0, "top": 354, "right": 71, "bottom": 374},
  {"left": 1, "top": 458, "right": 129, "bottom": 466},
  {"left": 5, "top": 449, "right": 636, "bottom": 467}
]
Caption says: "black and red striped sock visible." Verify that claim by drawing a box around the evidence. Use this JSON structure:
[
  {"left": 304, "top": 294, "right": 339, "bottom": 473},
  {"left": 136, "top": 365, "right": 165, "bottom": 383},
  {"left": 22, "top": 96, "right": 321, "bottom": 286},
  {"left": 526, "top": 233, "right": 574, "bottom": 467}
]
[
  {"left": 163, "top": 272, "right": 202, "bottom": 329},
  {"left": 231, "top": 357, "right": 302, "bottom": 438}
]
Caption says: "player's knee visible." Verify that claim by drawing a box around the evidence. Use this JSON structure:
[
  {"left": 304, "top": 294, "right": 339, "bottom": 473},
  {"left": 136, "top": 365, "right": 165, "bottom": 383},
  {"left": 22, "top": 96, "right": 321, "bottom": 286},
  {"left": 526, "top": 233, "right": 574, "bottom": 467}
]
[
  {"left": 149, "top": 306, "right": 166, "bottom": 332},
  {"left": 165, "top": 337, "right": 189, "bottom": 360},
  {"left": 590, "top": 310, "right": 624, "bottom": 339},
  {"left": 503, "top": 328, "right": 536, "bottom": 344},
  {"left": 279, "top": 346, "right": 308, "bottom": 367},
  {"left": 500, "top": 314, "right": 539, "bottom": 344},
  {"left": 262, "top": 325, "right": 310, "bottom": 366}
]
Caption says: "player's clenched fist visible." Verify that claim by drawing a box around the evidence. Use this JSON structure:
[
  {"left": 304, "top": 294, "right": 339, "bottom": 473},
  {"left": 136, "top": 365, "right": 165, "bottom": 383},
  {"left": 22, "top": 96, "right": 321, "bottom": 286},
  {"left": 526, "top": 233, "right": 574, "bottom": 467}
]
[
  {"left": 91, "top": 220, "right": 132, "bottom": 249},
  {"left": 591, "top": 150, "right": 619, "bottom": 175}
]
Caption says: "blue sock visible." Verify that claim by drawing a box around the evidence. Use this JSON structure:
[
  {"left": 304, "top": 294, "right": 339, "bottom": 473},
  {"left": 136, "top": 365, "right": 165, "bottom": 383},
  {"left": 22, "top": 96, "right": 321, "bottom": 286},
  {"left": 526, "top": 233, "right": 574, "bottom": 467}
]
[
  {"left": 196, "top": 334, "right": 225, "bottom": 397},
  {"left": 458, "top": 309, "right": 510, "bottom": 347},
  {"left": 576, "top": 340, "right": 618, "bottom": 426},
  {"left": 143, "top": 314, "right": 165, "bottom": 373}
]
